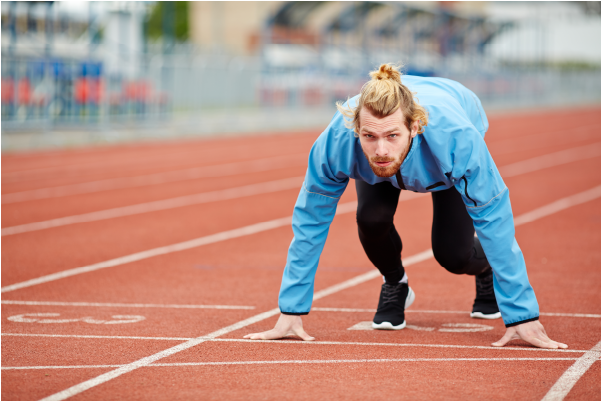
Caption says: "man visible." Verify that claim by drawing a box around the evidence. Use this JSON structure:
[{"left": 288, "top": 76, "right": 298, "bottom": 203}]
[{"left": 245, "top": 64, "right": 567, "bottom": 349}]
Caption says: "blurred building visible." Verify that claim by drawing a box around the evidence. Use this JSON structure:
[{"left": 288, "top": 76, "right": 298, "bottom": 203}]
[
  {"left": 189, "top": 2, "right": 281, "bottom": 55},
  {"left": 2, "top": 1, "right": 601, "bottom": 146},
  {"left": 188, "top": 1, "right": 601, "bottom": 65}
]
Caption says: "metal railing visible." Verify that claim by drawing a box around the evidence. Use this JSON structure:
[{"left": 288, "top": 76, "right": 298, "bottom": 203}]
[{"left": 2, "top": 49, "right": 601, "bottom": 133}]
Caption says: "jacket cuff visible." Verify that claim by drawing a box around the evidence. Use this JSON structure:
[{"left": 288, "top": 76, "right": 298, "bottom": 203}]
[
  {"left": 505, "top": 316, "right": 539, "bottom": 328},
  {"left": 281, "top": 311, "right": 309, "bottom": 316}
]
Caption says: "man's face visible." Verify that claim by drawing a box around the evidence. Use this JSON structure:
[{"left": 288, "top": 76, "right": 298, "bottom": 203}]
[{"left": 358, "top": 107, "right": 419, "bottom": 177}]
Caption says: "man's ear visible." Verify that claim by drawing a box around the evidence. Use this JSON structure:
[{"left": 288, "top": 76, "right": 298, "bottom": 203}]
[{"left": 410, "top": 121, "right": 419, "bottom": 138}]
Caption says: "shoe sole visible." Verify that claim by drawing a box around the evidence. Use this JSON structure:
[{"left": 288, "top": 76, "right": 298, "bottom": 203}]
[
  {"left": 470, "top": 311, "right": 502, "bottom": 320},
  {"left": 372, "top": 320, "right": 406, "bottom": 330},
  {"left": 372, "top": 287, "right": 416, "bottom": 330}
]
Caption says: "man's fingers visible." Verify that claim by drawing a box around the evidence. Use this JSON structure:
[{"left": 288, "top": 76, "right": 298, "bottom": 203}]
[
  {"left": 493, "top": 321, "right": 568, "bottom": 349},
  {"left": 525, "top": 334, "right": 568, "bottom": 349},
  {"left": 531, "top": 337, "right": 567, "bottom": 349},
  {"left": 243, "top": 332, "right": 268, "bottom": 340},
  {"left": 293, "top": 327, "right": 315, "bottom": 341},
  {"left": 243, "top": 329, "right": 284, "bottom": 340},
  {"left": 492, "top": 328, "right": 517, "bottom": 347},
  {"left": 538, "top": 331, "right": 568, "bottom": 349},
  {"left": 243, "top": 314, "right": 315, "bottom": 341},
  {"left": 531, "top": 336, "right": 557, "bottom": 349}
]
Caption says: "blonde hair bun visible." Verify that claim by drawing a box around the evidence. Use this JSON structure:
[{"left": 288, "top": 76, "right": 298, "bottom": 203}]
[
  {"left": 369, "top": 63, "right": 402, "bottom": 83},
  {"left": 336, "top": 62, "right": 428, "bottom": 135}
]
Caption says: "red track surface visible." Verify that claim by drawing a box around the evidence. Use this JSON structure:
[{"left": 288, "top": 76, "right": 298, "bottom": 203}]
[{"left": 2, "top": 107, "right": 601, "bottom": 400}]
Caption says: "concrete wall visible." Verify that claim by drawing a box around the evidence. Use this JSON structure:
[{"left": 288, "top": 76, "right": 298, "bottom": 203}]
[{"left": 189, "top": 1, "right": 282, "bottom": 55}]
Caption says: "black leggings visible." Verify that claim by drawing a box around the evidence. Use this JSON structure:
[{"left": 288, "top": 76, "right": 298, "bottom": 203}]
[{"left": 355, "top": 180, "right": 489, "bottom": 283}]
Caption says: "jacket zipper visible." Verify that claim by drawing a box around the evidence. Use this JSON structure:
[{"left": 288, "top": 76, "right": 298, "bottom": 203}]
[
  {"left": 461, "top": 176, "right": 477, "bottom": 207},
  {"left": 426, "top": 181, "right": 445, "bottom": 190},
  {"left": 395, "top": 169, "right": 406, "bottom": 190}
]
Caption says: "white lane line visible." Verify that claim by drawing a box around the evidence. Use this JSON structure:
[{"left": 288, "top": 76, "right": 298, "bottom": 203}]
[
  {"left": 2, "top": 177, "right": 303, "bottom": 236},
  {"left": 311, "top": 308, "right": 601, "bottom": 319},
  {"left": 0, "top": 300, "right": 255, "bottom": 310},
  {"left": 2, "top": 365, "right": 123, "bottom": 370},
  {"left": 1, "top": 153, "right": 307, "bottom": 204},
  {"left": 151, "top": 357, "right": 581, "bottom": 365},
  {"left": 2, "top": 358, "right": 581, "bottom": 371},
  {"left": 4, "top": 182, "right": 601, "bottom": 295},
  {"left": 540, "top": 312, "right": 601, "bottom": 319},
  {"left": 541, "top": 340, "right": 601, "bottom": 401},
  {"left": 514, "top": 185, "right": 601, "bottom": 226},
  {"left": 1, "top": 333, "right": 191, "bottom": 341},
  {"left": 216, "top": 338, "right": 586, "bottom": 353},
  {"left": 5, "top": 301, "right": 597, "bottom": 318},
  {"left": 499, "top": 142, "right": 601, "bottom": 178},
  {"left": 490, "top": 123, "right": 601, "bottom": 157},
  {"left": 1, "top": 333, "right": 586, "bottom": 353}
]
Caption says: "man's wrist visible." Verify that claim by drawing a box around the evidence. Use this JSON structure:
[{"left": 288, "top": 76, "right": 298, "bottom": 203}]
[
  {"left": 280, "top": 311, "right": 309, "bottom": 316},
  {"left": 505, "top": 316, "right": 539, "bottom": 328}
]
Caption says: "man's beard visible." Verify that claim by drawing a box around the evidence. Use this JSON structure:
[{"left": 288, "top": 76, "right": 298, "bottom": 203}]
[{"left": 362, "top": 137, "right": 412, "bottom": 178}]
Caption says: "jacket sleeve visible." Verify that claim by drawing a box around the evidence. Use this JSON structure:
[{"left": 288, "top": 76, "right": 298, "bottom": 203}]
[
  {"left": 430, "top": 103, "right": 540, "bottom": 327},
  {"left": 278, "top": 127, "right": 350, "bottom": 315}
]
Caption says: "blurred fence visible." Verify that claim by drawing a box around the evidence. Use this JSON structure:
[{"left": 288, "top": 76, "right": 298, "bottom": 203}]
[
  {"left": 1, "top": 56, "right": 169, "bottom": 130},
  {"left": 1, "top": 51, "right": 601, "bottom": 151},
  {"left": 2, "top": 49, "right": 601, "bottom": 134}
]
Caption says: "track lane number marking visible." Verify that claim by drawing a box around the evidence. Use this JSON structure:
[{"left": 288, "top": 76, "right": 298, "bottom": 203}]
[{"left": 7, "top": 313, "right": 145, "bottom": 325}]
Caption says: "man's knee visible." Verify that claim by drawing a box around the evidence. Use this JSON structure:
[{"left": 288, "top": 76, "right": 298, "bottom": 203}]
[
  {"left": 356, "top": 208, "right": 394, "bottom": 240},
  {"left": 433, "top": 238, "right": 489, "bottom": 275},
  {"left": 433, "top": 248, "right": 471, "bottom": 275}
]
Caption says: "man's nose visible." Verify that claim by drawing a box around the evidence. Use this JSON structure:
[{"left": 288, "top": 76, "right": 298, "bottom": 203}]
[{"left": 375, "top": 139, "right": 388, "bottom": 156}]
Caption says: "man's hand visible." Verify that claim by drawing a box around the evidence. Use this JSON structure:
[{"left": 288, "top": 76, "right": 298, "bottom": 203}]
[
  {"left": 492, "top": 320, "right": 567, "bottom": 349},
  {"left": 244, "top": 313, "right": 315, "bottom": 341}
]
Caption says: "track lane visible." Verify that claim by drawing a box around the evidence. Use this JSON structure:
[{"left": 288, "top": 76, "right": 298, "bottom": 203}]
[
  {"left": 1, "top": 132, "right": 318, "bottom": 190},
  {"left": 2, "top": 108, "right": 601, "bottom": 401},
  {"left": 1, "top": 304, "right": 258, "bottom": 344},
  {"left": 1, "top": 369, "right": 115, "bottom": 401},
  {"left": 2, "top": 176, "right": 305, "bottom": 236},
  {"left": 1, "top": 336, "right": 176, "bottom": 367},
  {"left": 1, "top": 188, "right": 306, "bottom": 286},
  {"left": 1, "top": 164, "right": 307, "bottom": 228},
  {"left": 61, "top": 360, "right": 578, "bottom": 401},
  {"left": 1, "top": 152, "right": 309, "bottom": 205},
  {"left": 1, "top": 179, "right": 599, "bottom": 394},
  {"left": 3, "top": 141, "right": 600, "bottom": 236},
  {"left": 564, "top": 361, "right": 601, "bottom": 400},
  {"left": 2, "top": 112, "right": 598, "bottom": 233},
  {"left": 4, "top": 147, "right": 599, "bottom": 290}
]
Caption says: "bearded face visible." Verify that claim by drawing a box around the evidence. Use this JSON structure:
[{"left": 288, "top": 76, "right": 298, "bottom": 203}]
[
  {"left": 362, "top": 135, "right": 412, "bottom": 177},
  {"left": 358, "top": 107, "right": 417, "bottom": 178}
]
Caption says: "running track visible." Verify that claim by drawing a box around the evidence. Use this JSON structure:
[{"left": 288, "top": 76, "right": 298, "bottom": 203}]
[{"left": 2, "top": 107, "right": 601, "bottom": 400}]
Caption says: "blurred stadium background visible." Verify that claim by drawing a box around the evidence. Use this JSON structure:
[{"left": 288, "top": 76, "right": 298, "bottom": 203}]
[{"left": 2, "top": 1, "right": 601, "bottom": 152}]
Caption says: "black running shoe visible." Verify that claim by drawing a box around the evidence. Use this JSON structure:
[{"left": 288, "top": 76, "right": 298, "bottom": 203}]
[
  {"left": 372, "top": 282, "right": 416, "bottom": 330},
  {"left": 471, "top": 267, "right": 501, "bottom": 319}
]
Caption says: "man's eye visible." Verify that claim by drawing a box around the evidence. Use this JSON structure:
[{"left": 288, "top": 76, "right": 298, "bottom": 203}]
[{"left": 389, "top": 134, "right": 398, "bottom": 138}]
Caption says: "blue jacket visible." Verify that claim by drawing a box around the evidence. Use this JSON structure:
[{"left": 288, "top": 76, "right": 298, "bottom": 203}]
[{"left": 278, "top": 75, "right": 539, "bottom": 327}]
